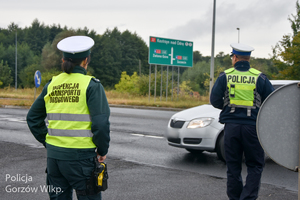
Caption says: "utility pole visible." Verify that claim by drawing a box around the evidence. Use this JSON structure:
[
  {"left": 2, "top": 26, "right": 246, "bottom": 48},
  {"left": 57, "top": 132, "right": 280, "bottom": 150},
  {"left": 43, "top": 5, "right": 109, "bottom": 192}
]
[
  {"left": 139, "top": 59, "right": 141, "bottom": 76},
  {"left": 15, "top": 30, "right": 17, "bottom": 90},
  {"left": 237, "top": 28, "right": 240, "bottom": 43},
  {"left": 209, "top": 0, "right": 216, "bottom": 99}
]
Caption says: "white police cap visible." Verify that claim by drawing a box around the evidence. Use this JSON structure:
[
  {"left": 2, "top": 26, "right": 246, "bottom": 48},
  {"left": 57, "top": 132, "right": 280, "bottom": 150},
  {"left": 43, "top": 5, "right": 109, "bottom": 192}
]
[
  {"left": 230, "top": 43, "right": 254, "bottom": 56},
  {"left": 57, "top": 36, "right": 95, "bottom": 59}
]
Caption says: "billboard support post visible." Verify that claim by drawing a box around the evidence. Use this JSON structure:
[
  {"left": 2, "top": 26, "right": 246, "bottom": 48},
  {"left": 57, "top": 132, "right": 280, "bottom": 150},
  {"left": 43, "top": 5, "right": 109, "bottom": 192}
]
[
  {"left": 148, "top": 36, "right": 193, "bottom": 102},
  {"left": 148, "top": 65, "right": 151, "bottom": 102}
]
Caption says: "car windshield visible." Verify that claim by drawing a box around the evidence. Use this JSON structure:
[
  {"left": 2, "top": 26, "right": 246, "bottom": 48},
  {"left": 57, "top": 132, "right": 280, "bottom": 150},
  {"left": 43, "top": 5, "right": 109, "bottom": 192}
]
[{"left": 273, "top": 85, "right": 283, "bottom": 90}]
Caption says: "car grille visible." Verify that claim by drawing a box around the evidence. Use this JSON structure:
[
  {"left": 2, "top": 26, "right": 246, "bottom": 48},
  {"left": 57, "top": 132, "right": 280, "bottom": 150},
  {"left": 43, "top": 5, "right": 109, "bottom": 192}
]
[
  {"left": 170, "top": 119, "right": 185, "bottom": 128},
  {"left": 183, "top": 138, "right": 202, "bottom": 145},
  {"left": 167, "top": 138, "right": 181, "bottom": 144}
]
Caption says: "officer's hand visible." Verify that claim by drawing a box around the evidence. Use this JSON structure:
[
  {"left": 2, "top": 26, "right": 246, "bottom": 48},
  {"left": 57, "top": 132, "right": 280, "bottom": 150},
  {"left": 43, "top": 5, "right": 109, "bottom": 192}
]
[{"left": 97, "top": 154, "right": 106, "bottom": 162}]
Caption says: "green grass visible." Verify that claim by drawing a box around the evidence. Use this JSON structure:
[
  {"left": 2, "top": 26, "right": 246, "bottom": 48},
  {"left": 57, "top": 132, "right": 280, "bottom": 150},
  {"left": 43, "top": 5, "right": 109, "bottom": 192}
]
[
  {"left": 0, "top": 87, "right": 43, "bottom": 107},
  {"left": 106, "top": 90, "right": 209, "bottom": 109},
  {"left": 0, "top": 88, "right": 209, "bottom": 109}
]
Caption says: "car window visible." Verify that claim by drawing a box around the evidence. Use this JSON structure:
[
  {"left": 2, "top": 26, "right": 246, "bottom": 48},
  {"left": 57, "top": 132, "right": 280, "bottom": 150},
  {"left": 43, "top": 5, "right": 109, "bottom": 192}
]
[{"left": 273, "top": 85, "right": 283, "bottom": 90}]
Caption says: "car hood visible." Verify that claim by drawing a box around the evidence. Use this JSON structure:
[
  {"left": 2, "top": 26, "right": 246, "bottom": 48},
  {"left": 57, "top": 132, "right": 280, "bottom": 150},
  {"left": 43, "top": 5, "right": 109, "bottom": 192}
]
[{"left": 171, "top": 104, "right": 221, "bottom": 121}]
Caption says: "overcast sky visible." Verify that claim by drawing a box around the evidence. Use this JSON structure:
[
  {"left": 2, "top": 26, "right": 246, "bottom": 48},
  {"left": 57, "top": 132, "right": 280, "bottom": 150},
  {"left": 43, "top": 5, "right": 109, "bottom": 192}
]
[{"left": 0, "top": 0, "right": 297, "bottom": 58}]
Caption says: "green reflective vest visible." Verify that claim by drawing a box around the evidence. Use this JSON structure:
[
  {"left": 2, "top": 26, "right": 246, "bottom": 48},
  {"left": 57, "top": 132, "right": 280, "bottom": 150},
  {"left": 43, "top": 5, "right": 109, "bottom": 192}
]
[
  {"left": 224, "top": 67, "right": 262, "bottom": 116},
  {"left": 44, "top": 72, "right": 96, "bottom": 149}
]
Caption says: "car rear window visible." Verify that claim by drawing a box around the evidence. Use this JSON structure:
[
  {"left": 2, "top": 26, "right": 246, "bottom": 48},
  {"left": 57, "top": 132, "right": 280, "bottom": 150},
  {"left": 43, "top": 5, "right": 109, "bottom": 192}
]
[{"left": 273, "top": 85, "right": 283, "bottom": 90}]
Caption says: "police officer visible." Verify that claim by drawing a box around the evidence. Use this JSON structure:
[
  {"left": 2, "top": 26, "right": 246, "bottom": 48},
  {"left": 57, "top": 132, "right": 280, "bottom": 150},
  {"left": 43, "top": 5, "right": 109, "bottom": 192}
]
[
  {"left": 210, "top": 43, "right": 274, "bottom": 200},
  {"left": 26, "top": 36, "right": 110, "bottom": 200}
]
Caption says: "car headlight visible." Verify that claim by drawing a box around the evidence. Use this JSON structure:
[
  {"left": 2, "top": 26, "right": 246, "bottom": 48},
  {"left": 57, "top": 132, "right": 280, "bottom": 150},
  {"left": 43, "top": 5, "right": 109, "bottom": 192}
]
[{"left": 187, "top": 117, "right": 214, "bottom": 129}]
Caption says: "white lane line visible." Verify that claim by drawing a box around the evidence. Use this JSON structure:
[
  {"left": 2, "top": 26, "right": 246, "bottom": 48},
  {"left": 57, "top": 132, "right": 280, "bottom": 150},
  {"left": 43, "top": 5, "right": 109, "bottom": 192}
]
[
  {"left": 145, "top": 135, "right": 164, "bottom": 139},
  {"left": 0, "top": 117, "right": 26, "bottom": 123},
  {"left": 25, "top": 143, "right": 45, "bottom": 149},
  {"left": 130, "top": 133, "right": 164, "bottom": 139},
  {"left": 131, "top": 133, "right": 145, "bottom": 137}
]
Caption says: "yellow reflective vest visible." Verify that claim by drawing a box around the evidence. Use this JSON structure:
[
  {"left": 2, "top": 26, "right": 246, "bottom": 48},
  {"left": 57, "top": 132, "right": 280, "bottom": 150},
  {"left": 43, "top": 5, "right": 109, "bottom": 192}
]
[
  {"left": 44, "top": 73, "right": 96, "bottom": 149},
  {"left": 224, "top": 67, "right": 262, "bottom": 116}
]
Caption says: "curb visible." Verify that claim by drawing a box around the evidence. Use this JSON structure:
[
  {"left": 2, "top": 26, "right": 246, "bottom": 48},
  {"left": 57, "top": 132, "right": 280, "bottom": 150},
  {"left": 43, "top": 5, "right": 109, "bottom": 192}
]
[
  {"left": 109, "top": 104, "right": 183, "bottom": 111},
  {"left": 0, "top": 105, "right": 31, "bottom": 109},
  {"left": 0, "top": 104, "right": 183, "bottom": 112}
]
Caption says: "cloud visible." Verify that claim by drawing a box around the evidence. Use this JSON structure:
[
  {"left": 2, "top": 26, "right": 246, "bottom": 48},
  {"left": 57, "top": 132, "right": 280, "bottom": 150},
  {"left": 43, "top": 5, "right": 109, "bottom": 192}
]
[
  {"left": 164, "top": 0, "right": 295, "bottom": 41},
  {"left": 160, "top": 0, "right": 296, "bottom": 57},
  {"left": 0, "top": 0, "right": 297, "bottom": 58}
]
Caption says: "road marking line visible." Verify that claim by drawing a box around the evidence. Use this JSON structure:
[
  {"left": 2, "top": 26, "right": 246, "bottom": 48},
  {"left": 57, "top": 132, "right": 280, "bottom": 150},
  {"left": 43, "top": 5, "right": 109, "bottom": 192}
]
[
  {"left": 130, "top": 133, "right": 145, "bottom": 137},
  {"left": 145, "top": 135, "right": 164, "bottom": 139},
  {"left": 130, "top": 133, "right": 164, "bottom": 139},
  {"left": 0, "top": 118, "right": 26, "bottom": 123}
]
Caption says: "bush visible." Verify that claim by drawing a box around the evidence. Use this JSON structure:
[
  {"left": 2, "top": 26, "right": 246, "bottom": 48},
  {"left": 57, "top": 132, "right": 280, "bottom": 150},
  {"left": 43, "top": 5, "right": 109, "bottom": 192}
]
[
  {"left": 0, "top": 60, "right": 13, "bottom": 88},
  {"left": 19, "top": 63, "right": 43, "bottom": 88},
  {"left": 115, "top": 71, "right": 140, "bottom": 94},
  {"left": 115, "top": 71, "right": 197, "bottom": 98},
  {"left": 40, "top": 69, "right": 61, "bottom": 87}
]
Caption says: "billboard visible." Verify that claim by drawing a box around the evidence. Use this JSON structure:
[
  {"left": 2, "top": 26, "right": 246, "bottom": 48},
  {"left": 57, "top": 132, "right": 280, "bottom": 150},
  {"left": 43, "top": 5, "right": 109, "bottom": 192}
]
[{"left": 148, "top": 36, "right": 193, "bottom": 67}]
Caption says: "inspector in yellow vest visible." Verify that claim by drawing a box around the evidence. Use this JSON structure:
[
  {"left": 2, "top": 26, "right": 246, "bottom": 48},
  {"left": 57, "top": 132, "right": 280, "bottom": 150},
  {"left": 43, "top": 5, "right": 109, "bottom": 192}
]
[
  {"left": 44, "top": 73, "right": 96, "bottom": 149},
  {"left": 223, "top": 67, "right": 262, "bottom": 116}
]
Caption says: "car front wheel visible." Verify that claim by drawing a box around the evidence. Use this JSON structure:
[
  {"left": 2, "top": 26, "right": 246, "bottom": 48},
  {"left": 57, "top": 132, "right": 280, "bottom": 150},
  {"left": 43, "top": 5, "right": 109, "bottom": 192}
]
[{"left": 216, "top": 132, "right": 226, "bottom": 162}]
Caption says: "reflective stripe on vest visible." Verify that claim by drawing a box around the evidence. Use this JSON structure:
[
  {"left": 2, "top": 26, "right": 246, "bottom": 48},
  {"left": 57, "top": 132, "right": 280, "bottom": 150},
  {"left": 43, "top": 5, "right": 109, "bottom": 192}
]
[
  {"left": 48, "top": 129, "right": 93, "bottom": 137},
  {"left": 47, "top": 113, "right": 91, "bottom": 122},
  {"left": 44, "top": 72, "right": 96, "bottom": 149},
  {"left": 47, "top": 113, "right": 93, "bottom": 137},
  {"left": 224, "top": 67, "right": 261, "bottom": 116}
]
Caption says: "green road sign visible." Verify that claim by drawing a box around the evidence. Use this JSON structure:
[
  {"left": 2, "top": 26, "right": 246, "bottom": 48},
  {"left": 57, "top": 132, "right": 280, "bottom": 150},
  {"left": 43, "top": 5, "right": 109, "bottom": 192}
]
[{"left": 148, "top": 36, "right": 193, "bottom": 67}]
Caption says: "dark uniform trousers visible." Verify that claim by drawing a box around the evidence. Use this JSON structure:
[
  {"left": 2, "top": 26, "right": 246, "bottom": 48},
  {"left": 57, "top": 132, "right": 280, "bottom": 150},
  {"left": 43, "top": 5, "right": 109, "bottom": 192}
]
[
  {"left": 47, "top": 157, "right": 101, "bottom": 200},
  {"left": 224, "top": 123, "right": 264, "bottom": 200}
]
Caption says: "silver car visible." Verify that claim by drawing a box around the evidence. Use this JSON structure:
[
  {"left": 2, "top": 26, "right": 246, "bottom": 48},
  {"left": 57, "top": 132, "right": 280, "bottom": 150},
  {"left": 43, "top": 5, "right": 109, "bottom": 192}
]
[{"left": 165, "top": 80, "right": 300, "bottom": 162}]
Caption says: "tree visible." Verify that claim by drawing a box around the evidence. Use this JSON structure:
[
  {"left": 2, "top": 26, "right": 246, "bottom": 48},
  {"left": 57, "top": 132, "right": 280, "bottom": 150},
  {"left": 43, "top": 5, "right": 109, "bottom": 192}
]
[
  {"left": 4, "top": 43, "right": 36, "bottom": 88},
  {"left": 272, "top": 0, "right": 300, "bottom": 79},
  {"left": 47, "top": 24, "right": 63, "bottom": 43},
  {"left": 120, "top": 30, "right": 148, "bottom": 75},
  {"left": 215, "top": 52, "right": 232, "bottom": 67},
  {"left": 0, "top": 60, "right": 13, "bottom": 88},
  {"left": 250, "top": 58, "right": 277, "bottom": 78},
  {"left": 41, "top": 30, "right": 79, "bottom": 71},
  {"left": 289, "top": 0, "right": 300, "bottom": 36},
  {"left": 19, "top": 55, "right": 42, "bottom": 88},
  {"left": 193, "top": 51, "right": 202, "bottom": 63},
  {"left": 25, "top": 19, "right": 50, "bottom": 55},
  {"left": 92, "top": 28, "right": 122, "bottom": 87},
  {"left": 182, "top": 61, "right": 210, "bottom": 95},
  {"left": 91, "top": 28, "right": 148, "bottom": 88},
  {"left": 0, "top": 43, "right": 6, "bottom": 62},
  {"left": 19, "top": 62, "right": 41, "bottom": 88},
  {"left": 182, "top": 53, "right": 231, "bottom": 95},
  {"left": 17, "top": 43, "right": 36, "bottom": 71},
  {"left": 4, "top": 45, "right": 16, "bottom": 85}
]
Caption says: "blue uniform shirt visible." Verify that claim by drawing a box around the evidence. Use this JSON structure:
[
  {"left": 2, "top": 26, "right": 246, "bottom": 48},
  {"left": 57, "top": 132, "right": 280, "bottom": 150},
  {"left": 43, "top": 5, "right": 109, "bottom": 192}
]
[{"left": 210, "top": 61, "right": 274, "bottom": 125}]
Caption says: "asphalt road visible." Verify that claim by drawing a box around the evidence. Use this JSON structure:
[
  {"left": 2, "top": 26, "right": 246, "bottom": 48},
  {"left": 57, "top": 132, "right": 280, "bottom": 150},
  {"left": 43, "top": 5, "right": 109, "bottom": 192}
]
[{"left": 0, "top": 107, "right": 298, "bottom": 199}]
